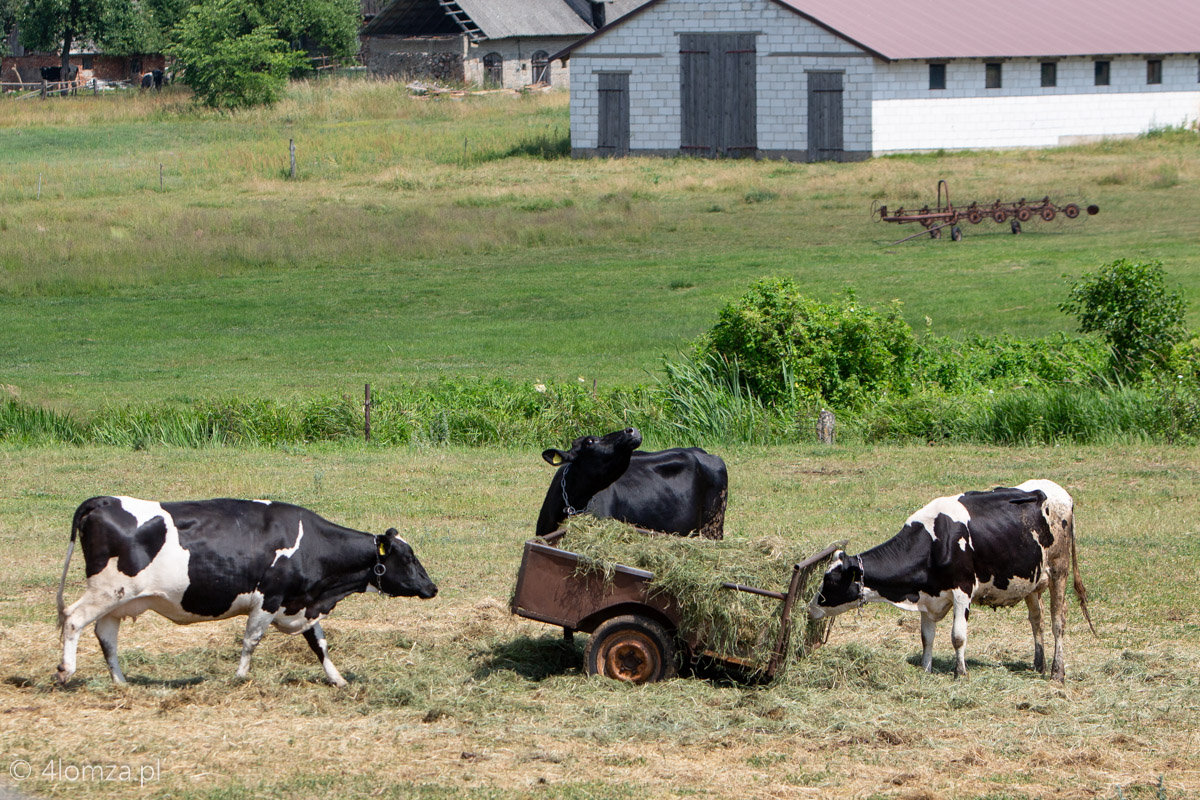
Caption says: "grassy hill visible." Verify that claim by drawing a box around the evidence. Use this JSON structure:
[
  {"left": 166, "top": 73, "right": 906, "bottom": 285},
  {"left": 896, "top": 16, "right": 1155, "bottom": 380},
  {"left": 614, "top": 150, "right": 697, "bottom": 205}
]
[{"left": 2, "top": 79, "right": 1198, "bottom": 412}]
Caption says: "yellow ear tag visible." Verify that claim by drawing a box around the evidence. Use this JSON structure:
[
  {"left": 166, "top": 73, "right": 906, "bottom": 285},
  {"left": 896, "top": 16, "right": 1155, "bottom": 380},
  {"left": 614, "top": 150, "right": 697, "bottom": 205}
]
[
  {"left": 551, "top": 454, "right": 563, "bottom": 466},
  {"left": 378, "top": 543, "right": 387, "bottom": 556}
]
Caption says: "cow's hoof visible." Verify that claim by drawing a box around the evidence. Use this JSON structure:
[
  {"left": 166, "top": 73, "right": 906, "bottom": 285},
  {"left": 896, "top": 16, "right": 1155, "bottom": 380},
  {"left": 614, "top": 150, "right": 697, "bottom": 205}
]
[
  {"left": 55, "top": 667, "right": 73, "bottom": 685},
  {"left": 330, "top": 678, "right": 348, "bottom": 688}
]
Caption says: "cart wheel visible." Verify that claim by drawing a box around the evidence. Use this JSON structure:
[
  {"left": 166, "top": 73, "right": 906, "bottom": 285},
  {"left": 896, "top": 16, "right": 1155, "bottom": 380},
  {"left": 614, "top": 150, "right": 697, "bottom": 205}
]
[
  {"left": 992, "top": 209, "right": 1008, "bottom": 224},
  {"left": 585, "top": 615, "right": 677, "bottom": 684},
  {"left": 929, "top": 227, "right": 942, "bottom": 239},
  {"left": 1016, "top": 207, "right": 1032, "bottom": 222},
  {"left": 1011, "top": 219, "right": 1021, "bottom": 235},
  {"left": 967, "top": 210, "right": 983, "bottom": 224},
  {"left": 1041, "top": 206, "right": 1056, "bottom": 221},
  {"left": 951, "top": 226, "right": 963, "bottom": 242},
  {"left": 1063, "top": 203, "right": 1080, "bottom": 219}
]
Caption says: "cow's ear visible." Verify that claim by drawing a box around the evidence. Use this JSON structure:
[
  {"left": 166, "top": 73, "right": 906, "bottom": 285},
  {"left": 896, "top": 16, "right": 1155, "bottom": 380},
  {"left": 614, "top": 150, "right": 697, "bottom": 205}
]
[{"left": 542, "top": 448, "right": 570, "bottom": 466}]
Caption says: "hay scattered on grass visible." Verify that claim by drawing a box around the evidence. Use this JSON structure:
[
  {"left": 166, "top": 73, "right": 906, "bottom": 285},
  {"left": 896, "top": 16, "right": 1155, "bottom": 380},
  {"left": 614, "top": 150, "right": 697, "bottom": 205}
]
[{"left": 559, "top": 516, "right": 837, "bottom": 674}]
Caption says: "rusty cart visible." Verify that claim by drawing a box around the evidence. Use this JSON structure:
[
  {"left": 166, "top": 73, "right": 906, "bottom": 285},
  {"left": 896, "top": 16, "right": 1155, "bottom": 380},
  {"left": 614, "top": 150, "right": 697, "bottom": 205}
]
[
  {"left": 510, "top": 530, "right": 843, "bottom": 684},
  {"left": 874, "top": 179, "right": 1099, "bottom": 243}
]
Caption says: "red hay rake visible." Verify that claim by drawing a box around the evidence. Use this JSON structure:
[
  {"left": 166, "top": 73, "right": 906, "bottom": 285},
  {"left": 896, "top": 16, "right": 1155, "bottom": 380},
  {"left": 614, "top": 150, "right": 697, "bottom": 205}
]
[{"left": 873, "top": 180, "right": 1099, "bottom": 244}]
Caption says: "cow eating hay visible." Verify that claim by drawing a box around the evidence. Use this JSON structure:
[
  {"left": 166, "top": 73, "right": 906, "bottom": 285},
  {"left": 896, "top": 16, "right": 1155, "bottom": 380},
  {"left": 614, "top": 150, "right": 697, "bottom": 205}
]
[{"left": 808, "top": 480, "right": 1095, "bottom": 681}]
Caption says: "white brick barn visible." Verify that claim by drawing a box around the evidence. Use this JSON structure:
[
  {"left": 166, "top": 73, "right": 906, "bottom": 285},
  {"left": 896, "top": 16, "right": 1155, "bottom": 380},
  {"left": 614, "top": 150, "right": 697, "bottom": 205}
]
[{"left": 556, "top": 0, "right": 1200, "bottom": 159}]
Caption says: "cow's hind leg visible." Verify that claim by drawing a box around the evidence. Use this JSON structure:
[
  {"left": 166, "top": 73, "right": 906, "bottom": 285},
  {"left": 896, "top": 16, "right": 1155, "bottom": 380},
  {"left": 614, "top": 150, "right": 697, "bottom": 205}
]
[
  {"left": 58, "top": 592, "right": 124, "bottom": 684},
  {"left": 94, "top": 613, "right": 127, "bottom": 685},
  {"left": 1048, "top": 570, "right": 1069, "bottom": 682},
  {"left": 236, "top": 609, "right": 274, "bottom": 679},
  {"left": 950, "top": 589, "right": 971, "bottom": 678},
  {"left": 1025, "top": 591, "right": 1046, "bottom": 674},
  {"left": 303, "top": 624, "right": 347, "bottom": 687}
]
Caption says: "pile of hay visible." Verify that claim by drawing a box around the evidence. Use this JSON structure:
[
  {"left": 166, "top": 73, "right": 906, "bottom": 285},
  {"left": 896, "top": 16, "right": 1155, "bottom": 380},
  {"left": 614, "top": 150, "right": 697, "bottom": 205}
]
[{"left": 559, "top": 516, "right": 837, "bottom": 675}]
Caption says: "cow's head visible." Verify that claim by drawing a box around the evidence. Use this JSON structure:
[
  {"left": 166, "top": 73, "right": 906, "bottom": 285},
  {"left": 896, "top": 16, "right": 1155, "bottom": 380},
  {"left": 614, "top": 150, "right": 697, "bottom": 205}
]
[
  {"left": 373, "top": 529, "right": 437, "bottom": 599},
  {"left": 542, "top": 427, "right": 642, "bottom": 483},
  {"left": 808, "top": 550, "right": 866, "bottom": 620}
]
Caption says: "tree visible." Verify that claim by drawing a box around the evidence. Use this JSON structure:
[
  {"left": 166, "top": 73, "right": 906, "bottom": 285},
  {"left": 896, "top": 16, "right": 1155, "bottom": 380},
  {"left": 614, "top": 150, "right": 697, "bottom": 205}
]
[
  {"left": 168, "top": 0, "right": 306, "bottom": 108},
  {"left": 19, "top": 0, "right": 110, "bottom": 73},
  {"left": 1059, "top": 259, "right": 1189, "bottom": 377}
]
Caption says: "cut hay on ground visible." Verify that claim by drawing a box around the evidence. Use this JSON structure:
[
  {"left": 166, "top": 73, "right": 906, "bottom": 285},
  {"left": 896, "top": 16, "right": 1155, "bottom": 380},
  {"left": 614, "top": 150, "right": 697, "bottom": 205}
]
[{"left": 559, "top": 515, "right": 838, "bottom": 674}]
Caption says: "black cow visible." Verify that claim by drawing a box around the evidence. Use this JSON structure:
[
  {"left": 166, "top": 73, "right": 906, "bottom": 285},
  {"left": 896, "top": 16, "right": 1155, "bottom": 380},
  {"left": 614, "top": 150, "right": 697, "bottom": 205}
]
[
  {"left": 535, "top": 427, "right": 728, "bottom": 539},
  {"left": 40, "top": 65, "right": 78, "bottom": 82},
  {"left": 57, "top": 496, "right": 437, "bottom": 686},
  {"left": 808, "top": 480, "right": 1094, "bottom": 681},
  {"left": 140, "top": 70, "right": 164, "bottom": 89}
]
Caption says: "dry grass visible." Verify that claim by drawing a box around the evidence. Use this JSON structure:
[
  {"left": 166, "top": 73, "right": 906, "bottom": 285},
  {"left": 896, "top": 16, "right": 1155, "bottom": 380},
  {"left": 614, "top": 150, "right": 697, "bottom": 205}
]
[{"left": 1, "top": 443, "right": 1198, "bottom": 799}]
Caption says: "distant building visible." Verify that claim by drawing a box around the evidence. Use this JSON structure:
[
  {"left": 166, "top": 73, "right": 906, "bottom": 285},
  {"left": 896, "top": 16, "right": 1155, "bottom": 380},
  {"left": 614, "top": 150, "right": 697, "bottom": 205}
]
[
  {"left": 359, "top": 0, "right": 645, "bottom": 88},
  {"left": 1, "top": 33, "right": 164, "bottom": 86},
  {"left": 554, "top": 0, "right": 1200, "bottom": 159}
]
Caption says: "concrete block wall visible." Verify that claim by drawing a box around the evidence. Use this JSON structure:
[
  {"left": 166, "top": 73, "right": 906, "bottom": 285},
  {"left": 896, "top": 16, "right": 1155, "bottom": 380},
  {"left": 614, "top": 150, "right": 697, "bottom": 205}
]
[
  {"left": 464, "top": 37, "right": 580, "bottom": 88},
  {"left": 569, "top": 0, "right": 875, "bottom": 155},
  {"left": 873, "top": 55, "right": 1200, "bottom": 152}
]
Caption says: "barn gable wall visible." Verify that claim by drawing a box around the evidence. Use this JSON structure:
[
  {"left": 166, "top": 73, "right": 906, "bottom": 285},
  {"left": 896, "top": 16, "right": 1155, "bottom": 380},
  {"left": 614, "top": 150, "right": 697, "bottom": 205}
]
[
  {"left": 567, "top": 0, "right": 875, "bottom": 159},
  {"left": 363, "top": 33, "right": 579, "bottom": 88}
]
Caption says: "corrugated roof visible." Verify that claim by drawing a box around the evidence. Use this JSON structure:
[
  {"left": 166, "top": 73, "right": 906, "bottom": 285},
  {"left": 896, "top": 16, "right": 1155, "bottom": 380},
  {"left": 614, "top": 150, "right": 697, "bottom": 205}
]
[
  {"left": 775, "top": 0, "right": 1200, "bottom": 60},
  {"left": 454, "top": 0, "right": 593, "bottom": 38},
  {"left": 558, "top": 0, "right": 1200, "bottom": 61},
  {"left": 362, "top": 0, "right": 595, "bottom": 39}
]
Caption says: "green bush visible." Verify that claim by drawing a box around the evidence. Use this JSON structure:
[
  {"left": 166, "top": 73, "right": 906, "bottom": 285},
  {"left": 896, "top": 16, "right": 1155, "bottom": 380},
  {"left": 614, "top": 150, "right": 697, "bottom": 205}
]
[
  {"left": 1059, "top": 258, "right": 1189, "bottom": 377},
  {"left": 699, "top": 277, "right": 916, "bottom": 408},
  {"left": 168, "top": 0, "right": 306, "bottom": 109},
  {"left": 914, "top": 333, "right": 1107, "bottom": 392}
]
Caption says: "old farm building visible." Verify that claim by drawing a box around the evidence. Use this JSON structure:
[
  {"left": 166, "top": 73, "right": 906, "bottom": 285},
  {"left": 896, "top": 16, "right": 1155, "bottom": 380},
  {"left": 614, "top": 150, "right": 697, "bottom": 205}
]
[
  {"left": 360, "top": 0, "right": 645, "bottom": 88},
  {"left": 555, "top": 0, "right": 1200, "bottom": 159}
]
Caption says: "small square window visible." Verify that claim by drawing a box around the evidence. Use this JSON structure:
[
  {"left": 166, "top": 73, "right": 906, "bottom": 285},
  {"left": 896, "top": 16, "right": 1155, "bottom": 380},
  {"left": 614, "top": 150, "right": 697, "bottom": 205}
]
[
  {"left": 1041, "top": 62, "right": 1057, "bottom": 87},
  {"left": 82, "top": 56, "right": 93, "bottom": 69},
  {"left": 1147, "top": 59, "right": 1162, "bottom": 85},
  {"left": 985, "top": 62, "right": 1002, "bottom": 89},
  {"left": 929, "top": 63, "right": 946, "bottom": 90},
  {"left": 1095, "top": 60, "right": 1110, "bottom": 86}
]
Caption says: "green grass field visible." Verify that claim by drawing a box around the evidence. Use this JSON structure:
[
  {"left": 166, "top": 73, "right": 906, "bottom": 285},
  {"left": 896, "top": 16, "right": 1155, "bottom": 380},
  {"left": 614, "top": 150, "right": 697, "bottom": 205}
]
[
  {"left": 1, "top": 444, "right": 1198, "bottom": 799},
  {"left": 2, "top": 81, "right": 1198, "bottom": 411},
  {"left": 1, "top": 80, "right": 1199, "bottom": 799}
]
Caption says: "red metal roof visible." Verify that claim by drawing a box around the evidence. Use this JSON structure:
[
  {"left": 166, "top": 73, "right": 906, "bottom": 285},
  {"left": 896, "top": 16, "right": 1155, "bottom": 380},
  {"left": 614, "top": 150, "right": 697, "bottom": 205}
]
[{"left": 777, "top": 0, "right": 1200, "bottom": 60}]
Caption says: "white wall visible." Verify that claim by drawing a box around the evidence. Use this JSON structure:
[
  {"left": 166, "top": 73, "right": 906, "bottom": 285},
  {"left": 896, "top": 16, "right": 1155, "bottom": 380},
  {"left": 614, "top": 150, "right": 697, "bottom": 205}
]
[
  {"left": 465, "top": 37, "right": 580, "bottom": 89},
  {"left": 873, "top": 55, "right": 1200, "bottom": 152},
  {"left": 568, "top": 0, "right": 875, "bottom": 155}
]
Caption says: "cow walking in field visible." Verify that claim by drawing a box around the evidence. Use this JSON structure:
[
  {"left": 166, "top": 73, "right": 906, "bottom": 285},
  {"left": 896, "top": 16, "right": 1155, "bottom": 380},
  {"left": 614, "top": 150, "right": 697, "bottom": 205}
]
[
  {"left": 808, "top": 480, "right": 1095, "bottom": 681},
  {"left": 57, "top": 496, "right": 437, "bottom": 687},
  {"left": 536, "top": 427, "right": 728, "bottom": 539}
]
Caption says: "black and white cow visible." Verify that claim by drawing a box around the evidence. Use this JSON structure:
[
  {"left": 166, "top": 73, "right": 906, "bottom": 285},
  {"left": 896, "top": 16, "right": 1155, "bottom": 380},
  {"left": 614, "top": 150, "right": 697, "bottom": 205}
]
[
  {"left": 535, "top": 427, "right": 728, "bottom": 539},
  {"left": 57, "top": 496, "right": 437, "bottom": 687},
  {"left": 808, "top": 480, "right": 1095, "bottom": 681}
]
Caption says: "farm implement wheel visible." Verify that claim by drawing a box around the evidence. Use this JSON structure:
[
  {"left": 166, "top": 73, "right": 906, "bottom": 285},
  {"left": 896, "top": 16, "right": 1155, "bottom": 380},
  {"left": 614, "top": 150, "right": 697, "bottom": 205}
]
[
  {"left": 967, "top": 209, "right": 983, "bottom": 224},
  {"left": 1063, "top": 203, "right": 1081, "bottom": 219},
  {"left": 951, "top": 226, "right": 963, "bottom": 241},
  {"left": 1011, "top": 219, "right": 1022, "bottom": 234},
  {"left": 586, "top": 615, "right": 677, "bottom": 684},
  {"left": 930, "top": 227, "right": 942, "bottom": 239},
  {"left": 1041, "top": 206, "right": 1057, "bottom": 221},
  {"left": 1016, "top": 206, "right": 1032, "bottom": 222},
  {"left": 992, "top": 209, "right": 1008, "bottom": 223}
]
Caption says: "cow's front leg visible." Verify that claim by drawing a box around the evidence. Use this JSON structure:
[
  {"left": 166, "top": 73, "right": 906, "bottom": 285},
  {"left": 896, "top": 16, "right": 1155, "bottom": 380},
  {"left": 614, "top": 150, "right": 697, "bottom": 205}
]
[
  {"left": 236, "top": 609, "right": 274, "bottom": 679},
  {"left": 94, "top": 613, "right": 127, "bottom": 685},
  {"left": 950, "top": 589, "right": 971, "bottom": 678},
  {"left": 303, "top": 624, "right": 347, "bottom": 687},
  {"left": 1025, "top": 591, "right": 1046, "bottom": 674},
  {"left": 920, "top": 610, "right": 938, "bottom": 672}
]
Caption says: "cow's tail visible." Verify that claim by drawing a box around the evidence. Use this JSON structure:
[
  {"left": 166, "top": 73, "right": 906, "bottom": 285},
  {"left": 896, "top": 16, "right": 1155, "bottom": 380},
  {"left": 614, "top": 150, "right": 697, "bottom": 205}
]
[
  {"left": 1068, "top": 515, "right": 1098, "bottom": 637},
  {"left": 57, "top": 501, "right": 91, "bottom": 629}
]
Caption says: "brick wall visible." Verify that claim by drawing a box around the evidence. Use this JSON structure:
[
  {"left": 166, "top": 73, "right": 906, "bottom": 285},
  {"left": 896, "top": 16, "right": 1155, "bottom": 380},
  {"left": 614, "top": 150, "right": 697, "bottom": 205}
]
[
  {"left": 364, "top": 34, "right": 578, "bottom": 89},
  {"left": 1, "top": 53, "right": 164, "bottom": 84},
  {"left": 567, "top": 0, "right": 875, "bottom": 158},
  {"left": 872, "top": 55, "right": 1200, "bottom": 152}
]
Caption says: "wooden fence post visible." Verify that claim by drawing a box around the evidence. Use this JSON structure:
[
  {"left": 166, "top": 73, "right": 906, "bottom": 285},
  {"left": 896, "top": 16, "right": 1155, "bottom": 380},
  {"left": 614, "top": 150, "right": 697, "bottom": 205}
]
[
  {"left": 364, "top": 383, "right": 372, "bottom": 442},
  {"left": 289, "top": 138, "right": 297, "bottom": 179}
]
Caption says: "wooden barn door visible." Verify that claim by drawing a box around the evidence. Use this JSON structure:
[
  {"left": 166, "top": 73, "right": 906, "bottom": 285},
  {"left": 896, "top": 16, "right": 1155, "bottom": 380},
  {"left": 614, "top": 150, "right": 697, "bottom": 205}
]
[
  {"left": 680, "top": 33, "right": 756, "bottom": 157},
  {"left": 807, "top": 71, "right": 844, "bottom": 161},
  {"left": 597, "top": 72, "right": 630, "bottom": 156}
]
